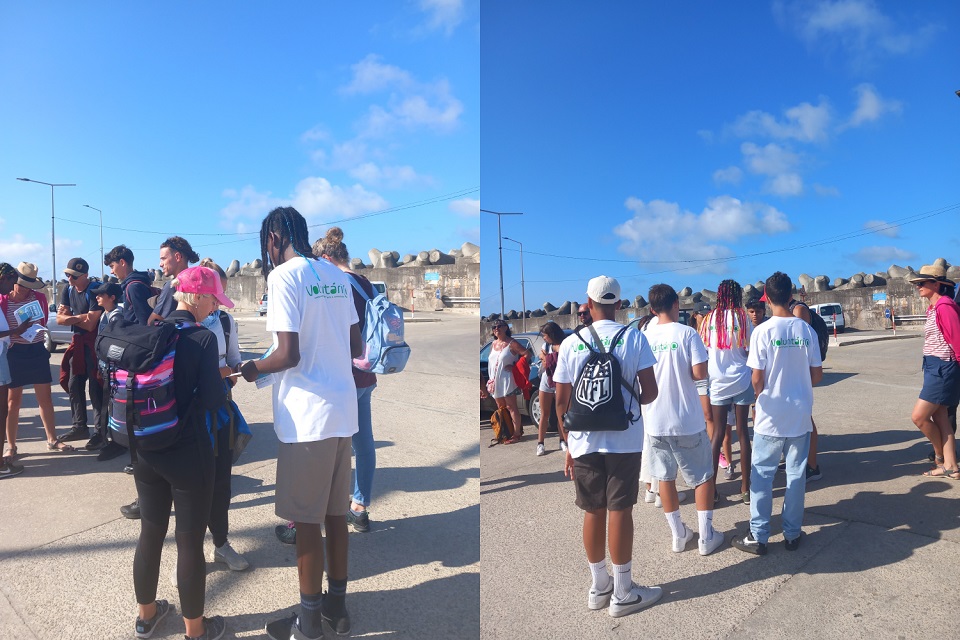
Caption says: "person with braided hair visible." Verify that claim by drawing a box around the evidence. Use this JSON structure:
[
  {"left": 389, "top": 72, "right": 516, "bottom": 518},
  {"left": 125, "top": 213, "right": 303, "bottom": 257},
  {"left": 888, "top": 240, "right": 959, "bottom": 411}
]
[
  {"left": 236, "top": 206, "right": 362, "bottom": 640},
  {"left": 699, "top": 279, "right": 754, "bottom": 504}
]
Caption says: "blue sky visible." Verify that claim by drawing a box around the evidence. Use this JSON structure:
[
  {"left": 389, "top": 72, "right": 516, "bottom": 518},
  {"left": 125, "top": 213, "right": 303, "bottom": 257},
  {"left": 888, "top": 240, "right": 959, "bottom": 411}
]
[
  {"left": 1, "top": 2, "right": 478, "bottom": 281},
  {"left": 480, "top": 1, "right": 960, "bottom": 316}
]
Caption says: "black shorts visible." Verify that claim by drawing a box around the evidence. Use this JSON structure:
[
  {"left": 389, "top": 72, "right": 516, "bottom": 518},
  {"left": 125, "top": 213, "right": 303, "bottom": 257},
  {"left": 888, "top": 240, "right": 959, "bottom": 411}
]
[
  {"left": 573, "top": 451, "right": 642, "bottom": 512},
  {"left": 8, "top": 342, "right": 52, "bottom": 388}
]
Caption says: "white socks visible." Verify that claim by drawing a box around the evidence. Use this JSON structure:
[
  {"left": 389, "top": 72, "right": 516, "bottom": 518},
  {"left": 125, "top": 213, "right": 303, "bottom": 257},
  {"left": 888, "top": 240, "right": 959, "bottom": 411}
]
[
  {"left": 589, "top": 560, "right": 610, "bottom": 591},
  {"left": 697, "top": 509, "right": 715, "bottom": 541},
  {"left": 664, "top": 510, "right": 685, "bottom": 539},
  {"left": 612, "top": 561, "right": 633, "bottom": 600}
]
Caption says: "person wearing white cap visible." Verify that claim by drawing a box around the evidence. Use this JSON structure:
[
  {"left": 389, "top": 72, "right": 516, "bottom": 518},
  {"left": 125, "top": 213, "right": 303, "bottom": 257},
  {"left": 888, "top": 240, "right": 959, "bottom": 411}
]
[{"left": 554, "top": 275, "right": 663, "bottom": 618}]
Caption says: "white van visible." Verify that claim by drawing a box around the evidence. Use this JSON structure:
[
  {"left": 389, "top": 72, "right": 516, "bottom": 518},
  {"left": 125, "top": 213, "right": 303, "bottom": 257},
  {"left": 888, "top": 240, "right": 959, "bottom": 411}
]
[{"left": 810, "top": 302, "right": 845, "bottom": 333}]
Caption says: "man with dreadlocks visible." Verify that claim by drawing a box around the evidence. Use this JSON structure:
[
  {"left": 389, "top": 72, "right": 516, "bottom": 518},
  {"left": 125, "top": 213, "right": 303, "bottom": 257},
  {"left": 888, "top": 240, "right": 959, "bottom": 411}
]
[
  {"left": 237, "top": 206, "right": 362, "bottom": 640},
  {"left": 699, "top": 279, "right": 754, "bottom": 505}
]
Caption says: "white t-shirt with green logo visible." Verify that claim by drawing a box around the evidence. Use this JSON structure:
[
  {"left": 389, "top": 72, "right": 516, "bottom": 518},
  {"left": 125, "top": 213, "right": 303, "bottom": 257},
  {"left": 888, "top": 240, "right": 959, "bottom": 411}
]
[
  {"left": 704, "top": 309, "right": 753, "bottom": 401},
  {"left": 267, "top": 256, "right": 360, "bottom": 443},
  {"left": 554, "top": 320, "right": 656, "bottom": 458},
  {"left": 746, "top": 316, "right": 822, "bottom": 438},
  {"left": 643, "top": 322, "right": 708, "bottom": 436}
]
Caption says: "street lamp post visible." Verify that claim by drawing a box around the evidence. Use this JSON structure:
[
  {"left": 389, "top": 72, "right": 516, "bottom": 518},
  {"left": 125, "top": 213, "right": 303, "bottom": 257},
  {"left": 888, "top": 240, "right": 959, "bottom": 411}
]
[
  {"left": 17, "top": 178, "right": 77, "bottom": 298},
  {"left": 83, "top": 204, "right": 104, "bottom": 279},
  {"left": 480, "top": 209, "right": 523, "bottom": 321},
  {"left": 502, "top": 236, "right": 526, "bottom": 332}
]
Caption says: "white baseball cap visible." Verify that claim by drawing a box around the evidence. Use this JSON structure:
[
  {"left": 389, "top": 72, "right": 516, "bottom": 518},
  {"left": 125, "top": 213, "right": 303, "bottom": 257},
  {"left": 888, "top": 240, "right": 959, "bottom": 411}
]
[{"left": 587, "top": 275, "right": 621, "bottom": 304}]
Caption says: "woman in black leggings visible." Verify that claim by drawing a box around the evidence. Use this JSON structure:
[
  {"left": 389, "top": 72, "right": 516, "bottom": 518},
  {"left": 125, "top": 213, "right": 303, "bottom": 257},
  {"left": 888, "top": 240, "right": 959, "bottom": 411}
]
[{"left": 132, "top": 266, "right": 232, "bottom": 640}]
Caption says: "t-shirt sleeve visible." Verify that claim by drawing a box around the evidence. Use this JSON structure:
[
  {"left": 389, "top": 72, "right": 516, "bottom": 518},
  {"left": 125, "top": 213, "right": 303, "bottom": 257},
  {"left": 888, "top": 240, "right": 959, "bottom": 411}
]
[
  {"left": 553, "top": 339, "right": 575, "bottom": 384},
  {"left": 746, "top": 328, "right": 764, "bottom": 370},
  {"left": 59, "top": 287, "right": 69, "bottom": 309},
  {"left": 225, "top": 314, "right": 242, "bottom": 368},
  {"left": 806, "top": 324, "right": 823, "bottom": 367},
  {"left": 635, "top": 331, "right": 657, "bottom": 371},
  {"left": 688, "top": 328, "right": 708, "bottom": 365},
  {"left": 266, "top": 269, "right": 300, "bottom": 334}
]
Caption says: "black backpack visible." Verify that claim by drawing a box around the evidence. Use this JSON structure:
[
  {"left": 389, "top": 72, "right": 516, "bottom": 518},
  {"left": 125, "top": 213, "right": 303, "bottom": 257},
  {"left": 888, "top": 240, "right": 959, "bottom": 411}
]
[
  {"left": 790, "top": 300, "right": 829, "bottom": 361},
  {"left": 563, "top": 325, "right": 641, "bottom": 432}
]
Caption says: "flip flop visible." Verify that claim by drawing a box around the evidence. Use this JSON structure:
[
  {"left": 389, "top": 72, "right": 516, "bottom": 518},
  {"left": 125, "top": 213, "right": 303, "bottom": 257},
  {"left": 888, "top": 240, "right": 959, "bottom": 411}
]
[{"left": 47, "top": 441, "right": 75, "bottom": 452}]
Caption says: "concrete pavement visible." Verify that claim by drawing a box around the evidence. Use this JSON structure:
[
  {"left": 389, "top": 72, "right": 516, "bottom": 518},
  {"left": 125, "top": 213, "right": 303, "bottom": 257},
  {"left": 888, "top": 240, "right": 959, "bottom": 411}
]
[
  {"left": 480, "top": 336, "right": 958, "bottom": 639},
  {"left": 0, "top": 312, "right": 479, "bottom": 639}
]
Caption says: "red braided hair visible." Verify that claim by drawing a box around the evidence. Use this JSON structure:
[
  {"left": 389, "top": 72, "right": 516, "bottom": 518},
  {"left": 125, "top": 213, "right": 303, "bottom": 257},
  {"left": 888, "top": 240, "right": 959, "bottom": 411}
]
[{"left": 699, "top": 280, "right": 748, "bottom": 350}]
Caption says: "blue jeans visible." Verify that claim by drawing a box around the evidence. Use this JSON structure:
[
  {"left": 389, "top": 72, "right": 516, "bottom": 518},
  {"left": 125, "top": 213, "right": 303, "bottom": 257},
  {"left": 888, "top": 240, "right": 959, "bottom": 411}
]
[
  {"left": 750, "top": 432, "right": 810, "bottom": 544},
  {"left": 352, "top": 384, "right": 377, "bottom": 508}
]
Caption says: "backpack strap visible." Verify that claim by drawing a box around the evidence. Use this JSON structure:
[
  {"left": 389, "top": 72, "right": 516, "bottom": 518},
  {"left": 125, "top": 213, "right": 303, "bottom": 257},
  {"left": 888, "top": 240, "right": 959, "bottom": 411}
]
[
  {"left": 218, "top": 312, "right": 231, "bottom": 350},
  {"left": 125, "top": 375, "right": 139, "bottom": 465},
  {"left": 346, "top": 272, "right": 372, "bottom": 302}
]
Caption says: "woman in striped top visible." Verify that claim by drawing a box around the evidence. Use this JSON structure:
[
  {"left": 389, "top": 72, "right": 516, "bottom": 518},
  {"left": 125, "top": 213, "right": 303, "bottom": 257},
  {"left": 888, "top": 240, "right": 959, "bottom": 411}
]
[{"left": 909, "top": 265, "right": 960, "bottom": 479}]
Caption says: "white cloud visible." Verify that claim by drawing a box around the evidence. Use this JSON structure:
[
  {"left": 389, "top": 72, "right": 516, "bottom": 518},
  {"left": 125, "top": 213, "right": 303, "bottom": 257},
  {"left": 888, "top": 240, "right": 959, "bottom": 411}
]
[
  {"left": 419, "top": 0, "right": 465, "bottom": 36},
  {"left": 614, "top": 196, "right": 792, "bottom": 271},
  {"left": 775, "top": 0, "right": 941, "bottom": 67},
  {"left": 341, "top": 55, "right": 414, "bottom": 95},
  {"left": 813, "top": 184, "right": 841, "bottom": 197},
  {"left": 767, "top": 173, "right": 804, "bottom": 196},
  {"left": 355, "top": 81, "right": 463, "bottom": 137},
  {"left": 712, "top": 166, "right": 743, "bottom": 185},
  {"left": 348, "top": 162, "right": 432, "bottom": 188},
  {"left": 741, "top": 142, "right": 801, "bottom": 176},
  {"left": 300, "top": 126, "right": 330, "bottom": 143},
  {"left": 728, "top": 99, "right": 832, "bottom": 143},
  {"left": 220, "top": 178, "right": 388, "bottom": 230},
  {"left": 846, "top": 83, "right": 902, "bottom": 128},
  {"left": 55, "top": 238, "right": 83, "bottom": 252},
  {"left": 863, "top": 219, "right": 899, "bottom": 238},
  {"left": 849, "top": 245, "right": 916, "bottom": 264},
  {"left": 449, "top": 198, "right": 479, "bottom": 218},
  {"left": 0, "top": 235, "right": 44, "bottom": 265}
]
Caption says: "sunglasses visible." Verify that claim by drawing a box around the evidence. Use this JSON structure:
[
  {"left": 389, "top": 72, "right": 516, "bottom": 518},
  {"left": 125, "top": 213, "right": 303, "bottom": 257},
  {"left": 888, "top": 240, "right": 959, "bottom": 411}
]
[
  {"left": 67, "top": 274, "right": 81, "bottom": 280},
  {"left": 577, "top": 311, "right": 590, "bottom": 316}
]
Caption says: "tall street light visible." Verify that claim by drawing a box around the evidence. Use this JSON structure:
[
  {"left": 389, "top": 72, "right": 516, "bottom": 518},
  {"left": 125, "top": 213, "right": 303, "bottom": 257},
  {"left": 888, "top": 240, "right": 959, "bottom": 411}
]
[
  {"left": 83, "top": 204, "right": 104, "bottom": 279},
  {"left": 502, "top": 236, "right": 526, "bottom": 332},
  {"left": 480, "top": 208, "right": 523, "bottom": 321},
  {"left": 17, "top": 177, "right": 77, "bottom": 298}
]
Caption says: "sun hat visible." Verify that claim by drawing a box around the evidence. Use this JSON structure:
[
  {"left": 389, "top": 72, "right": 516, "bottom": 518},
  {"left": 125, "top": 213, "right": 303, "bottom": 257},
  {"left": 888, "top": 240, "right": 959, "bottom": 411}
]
[
  {"left": 586, "top": 275, "right": 621, "bottom": 304},
  {"left": 15, "top": 262, "right": 44, "bottom": 290},
  {"left": 175, "top": 266, "right": 234, "bottom": 308},
  {"left": 908, "top": 264, "right": 955, "bottom": 287}
]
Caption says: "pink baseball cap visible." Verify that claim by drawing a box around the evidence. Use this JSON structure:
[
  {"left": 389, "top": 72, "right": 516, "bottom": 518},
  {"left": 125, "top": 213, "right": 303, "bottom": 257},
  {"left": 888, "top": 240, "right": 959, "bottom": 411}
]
[{"left": 176, "top": 266, "right": 234, "bottom": 308}]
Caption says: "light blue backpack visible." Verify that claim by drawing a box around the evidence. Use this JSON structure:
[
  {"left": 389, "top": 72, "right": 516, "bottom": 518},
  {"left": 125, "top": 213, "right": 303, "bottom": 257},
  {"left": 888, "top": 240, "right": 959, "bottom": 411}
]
[{"left": 348, "top": 273, "right": 411, "bottom": 374}]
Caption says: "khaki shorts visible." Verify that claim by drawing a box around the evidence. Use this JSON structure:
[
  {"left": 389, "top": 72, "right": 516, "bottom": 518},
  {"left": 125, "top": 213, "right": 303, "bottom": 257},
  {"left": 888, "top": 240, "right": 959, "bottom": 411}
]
[
  {"left": 573, "top": 451, "right": 642, "bottom": 512},
  {"left": 276, "top": 437, "right": 352, "bottom": 524}
]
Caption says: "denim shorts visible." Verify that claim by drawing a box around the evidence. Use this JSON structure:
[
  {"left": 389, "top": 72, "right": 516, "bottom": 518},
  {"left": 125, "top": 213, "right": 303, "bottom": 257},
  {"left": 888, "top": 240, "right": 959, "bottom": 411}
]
[
  {"left": 711, "top": 384, "right": 755, "bottom": 406},
  {"left": 0, "top": 345, "right": 10, "bottom": 387},
  {"left": 920, "top": 355, "right": 960, "bottom": 407},
  {"left": 648, "top": 431, "right": 714, "bottom": 486}
]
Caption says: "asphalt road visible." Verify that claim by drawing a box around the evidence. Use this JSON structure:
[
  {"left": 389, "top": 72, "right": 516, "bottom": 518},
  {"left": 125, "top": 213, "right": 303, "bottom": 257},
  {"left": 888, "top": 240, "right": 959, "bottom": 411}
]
[
  {"left": 480, "top": 335, "right": 959, "bottom": 639},
  {"left": 0, "top": 311, "right": 479, "bottom": 639}
]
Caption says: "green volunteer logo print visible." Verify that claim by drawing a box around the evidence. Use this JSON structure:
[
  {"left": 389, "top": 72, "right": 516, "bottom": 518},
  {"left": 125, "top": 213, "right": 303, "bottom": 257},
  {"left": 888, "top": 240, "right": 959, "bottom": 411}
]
[
  {"left": 652, "top": 341, "right": 679, "bottom": 353},
  {"left": 770, "top": 336, "right": 810, "bottom": 348},
  {"left": 574, "top": 336, "right": 624, "bottom": 352},
  {"left": 305, "top": 282, "right": 349, "bottom": 299}
]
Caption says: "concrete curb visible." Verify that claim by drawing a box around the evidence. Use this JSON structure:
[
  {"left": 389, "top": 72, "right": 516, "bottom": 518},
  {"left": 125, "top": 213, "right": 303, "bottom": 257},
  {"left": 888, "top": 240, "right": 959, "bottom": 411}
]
[{"left": 837, "top": 333, "right": 920, "bottom": 347}]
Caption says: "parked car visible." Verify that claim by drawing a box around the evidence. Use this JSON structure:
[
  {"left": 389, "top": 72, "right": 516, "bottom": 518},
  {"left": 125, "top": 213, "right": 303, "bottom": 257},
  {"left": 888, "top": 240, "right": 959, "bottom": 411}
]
[
  {"left": 480, "top": 329, "right": 570, "bottom": 426},
  {"left": 44, "top": 303, "right": 73, "bottom": 352},
  {"left": 810, "top": 302, "right": 845, "bottom": 333},
  {"left": 371, "top": 281, "right": 387, "bottom": 296},
  {"left": 257, "top": 292, "right": 268, "bottom": 316}
]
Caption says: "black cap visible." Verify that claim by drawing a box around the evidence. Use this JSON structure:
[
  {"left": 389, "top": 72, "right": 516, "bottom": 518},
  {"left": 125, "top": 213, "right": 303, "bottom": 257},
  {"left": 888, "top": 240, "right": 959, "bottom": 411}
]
[
  {"left": 64, "top": 257, "right": 89, "bottom": 276},
  {"left": 744, "top": 291, "right": 765, "bottom": 309},
  {"left": 91, "top": 282, "right": 122, "bottom": 299}
]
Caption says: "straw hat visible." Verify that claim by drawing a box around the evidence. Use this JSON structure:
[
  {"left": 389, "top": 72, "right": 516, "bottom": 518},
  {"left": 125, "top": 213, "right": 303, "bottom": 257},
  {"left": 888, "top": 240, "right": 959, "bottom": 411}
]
[
  {"left": 908, "top": 264, "right": 955, "bottom": 287},
  {"left": 15, "top": 262, "right": 45, "bottom": 290}
]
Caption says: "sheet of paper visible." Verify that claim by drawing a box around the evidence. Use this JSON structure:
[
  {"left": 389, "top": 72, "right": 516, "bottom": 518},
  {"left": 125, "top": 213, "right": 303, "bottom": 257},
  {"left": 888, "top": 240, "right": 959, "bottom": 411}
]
[{"left": 20, "top": 325, "right": 41, "bottom": 342}]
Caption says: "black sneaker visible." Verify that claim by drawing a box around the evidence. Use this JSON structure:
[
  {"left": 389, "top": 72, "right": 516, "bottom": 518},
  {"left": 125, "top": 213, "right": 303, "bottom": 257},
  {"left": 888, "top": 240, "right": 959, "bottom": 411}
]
[
  {"left": 275, "top": 522, "right": 297, "bottom": 545},
  {"left": 784, "top": 531, "right": 805, "bottom": 551},
  {"left": 188, "top": 615, "right": 225, "bottom": 640},
  {"left": 0, "top": 461, "right": 25, "bottom": 479},
  {"left": 57, "top": 426, "right": 90, "bottom": 443},
  {"left": 98, "top": 441, "right": 126, "bottom": 461},
  {"left": 135, "top": 599, "right": 170, "bottom": 639},
  {"left": 346, "top": 509, "right": 370, "bottom": 533},
  {"left": 731, "top": 531, "right": 767, "bottom": 555},
  {"left": 121, "top": 498, "right": 141, "bottom": 519},
  {"left": 806, "top": 465, "right": 822, "bottom": 482},
  {"left": 321, "top": 594, "right": 351, "bottom": 636},
  {"left": 265, "top": 612, "right": 319, "bottom": 640},
  {"left": 84, "top": 432, "right": 105, "bottom": 451}
]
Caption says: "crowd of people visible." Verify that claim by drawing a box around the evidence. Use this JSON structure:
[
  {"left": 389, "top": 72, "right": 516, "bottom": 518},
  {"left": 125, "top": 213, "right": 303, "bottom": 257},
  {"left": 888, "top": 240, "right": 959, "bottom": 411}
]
[
  {"left": 491, "top": 264, "right": 959, "bottom": 618},
  {"left": 0, "top": 207, "right": 385, "bottom": 640}
]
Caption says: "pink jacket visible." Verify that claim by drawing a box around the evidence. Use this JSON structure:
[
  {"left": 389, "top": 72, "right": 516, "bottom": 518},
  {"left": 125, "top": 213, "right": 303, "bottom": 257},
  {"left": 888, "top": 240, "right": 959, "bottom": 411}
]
[{"left": 933, "top": 295, "right": 960, "bottom": 362}]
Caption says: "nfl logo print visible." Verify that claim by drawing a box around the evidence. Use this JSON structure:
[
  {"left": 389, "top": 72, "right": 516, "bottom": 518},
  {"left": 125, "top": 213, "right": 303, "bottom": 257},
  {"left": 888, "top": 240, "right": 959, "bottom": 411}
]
[{"left": 575, "top": 360, "right": 613, "bottom": 409}]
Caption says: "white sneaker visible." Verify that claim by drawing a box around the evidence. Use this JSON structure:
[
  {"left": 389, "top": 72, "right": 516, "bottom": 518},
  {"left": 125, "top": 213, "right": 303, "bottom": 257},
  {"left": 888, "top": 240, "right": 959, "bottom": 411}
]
[
  {"left": 654, "top": 490, "right": 686, "bottom": 508},
  {"left": 536, "top": 443, "right": 546, "bottom": 457},
  {"left": 608, "top": 583, "right": 663, "bottom": 617},
  {"left": 672, "top": 523, "right": 695, "bottom": 553},
  {"left": 699, "top": 530, "right": 725, "bottom": 556},
  {"left": 587, "top": 580, "right": 614, "bottom": 610},
  {"left": 211, "top": 541, "right": 249, "bottom": 571},
  {"left": 654, "top": 493, "right": 661, "bottom": 508},
  {"left": 644, "top": 489, "right": 656, "bottom": 504}
]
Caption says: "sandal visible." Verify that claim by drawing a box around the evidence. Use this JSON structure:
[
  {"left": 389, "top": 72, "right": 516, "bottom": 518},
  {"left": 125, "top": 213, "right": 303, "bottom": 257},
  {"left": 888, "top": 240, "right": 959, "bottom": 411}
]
[
  {"left": 47, "top": 441, "right": 75, "bottom": 452},
  {"left": 2, "top": 445, "right": 16, "bottom": 462},
  {"left": 922, "top": 465, "right": 950, "bottom": 477},
  {"left": 947, "top": 468, "right": 960, "bottom": 481}
]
